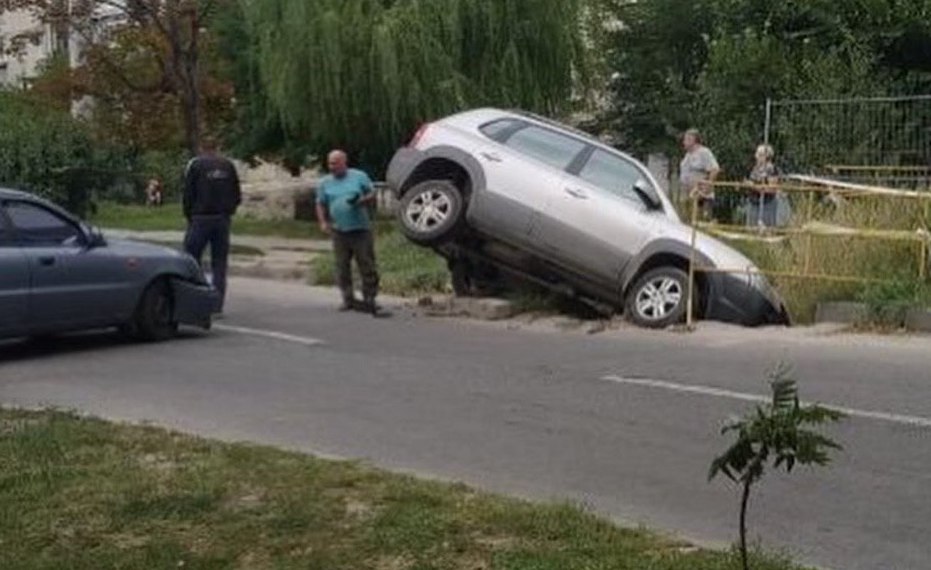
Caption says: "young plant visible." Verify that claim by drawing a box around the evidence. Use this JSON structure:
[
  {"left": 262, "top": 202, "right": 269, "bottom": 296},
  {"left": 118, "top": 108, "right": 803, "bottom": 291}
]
[{"left": 709, "top": 365, "right": 845, "bottom": 570}]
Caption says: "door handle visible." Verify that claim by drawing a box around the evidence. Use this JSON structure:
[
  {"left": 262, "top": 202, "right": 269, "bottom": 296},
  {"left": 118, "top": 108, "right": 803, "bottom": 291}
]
[
  {"left": 564, "top": 187, "right": 589, "bottom": 200},
  {"left": 38, "top": 256, "right": 56, "bottom": 267},
  {"left": 479, "top": 152, "right": 503, "bottom": 163}
]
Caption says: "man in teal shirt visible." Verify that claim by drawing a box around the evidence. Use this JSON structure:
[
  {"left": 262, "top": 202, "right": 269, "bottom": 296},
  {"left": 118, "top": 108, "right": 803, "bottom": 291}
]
[{"left": 316, "top": 150, "right": 381, "bottom": 313}]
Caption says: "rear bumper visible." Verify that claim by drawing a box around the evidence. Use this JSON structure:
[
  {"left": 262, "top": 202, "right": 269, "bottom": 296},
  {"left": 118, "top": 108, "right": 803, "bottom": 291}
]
[
  {"left": 386, "top": 147, "right": 426, "bottom": 195},
  {"left": 172, "top": 279, "right": 218, "bottom": 329}
]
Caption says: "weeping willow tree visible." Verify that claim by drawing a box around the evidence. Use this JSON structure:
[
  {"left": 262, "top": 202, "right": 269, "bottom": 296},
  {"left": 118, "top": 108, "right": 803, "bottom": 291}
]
[{"left": 241, "top": 0, "right": 593, "bottom": 173}]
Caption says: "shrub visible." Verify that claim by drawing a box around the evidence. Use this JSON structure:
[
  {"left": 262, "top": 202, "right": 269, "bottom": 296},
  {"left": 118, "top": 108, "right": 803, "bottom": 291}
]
[{"left": 0, "top": 93, "right": 96, "bottom": 214}]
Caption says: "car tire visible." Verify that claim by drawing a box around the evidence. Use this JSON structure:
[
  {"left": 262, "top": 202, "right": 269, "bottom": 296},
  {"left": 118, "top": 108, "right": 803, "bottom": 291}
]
[
  {"left": 398, "top": 180, "right": 465, "bottom": 246},
  {"left": 128, "top": 279, "right": 179, "bottom": 342},
  {"left": 626, "top": 267, "right": 690, "bottom": 329}
]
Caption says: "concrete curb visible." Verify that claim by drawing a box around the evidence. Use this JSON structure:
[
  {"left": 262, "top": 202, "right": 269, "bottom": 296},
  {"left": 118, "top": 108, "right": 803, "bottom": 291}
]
[
  {"left": 416, "top": 296, "right": 517, "bottom": 321},
  {"left": 814, "top": 302, "right": 868, "bottom": 325},
  {"left": 905, "top": 308, "right": 931, "bottom": 332},
  {"left": 816, "top": 301, "right": 931, "bottom": 332}
]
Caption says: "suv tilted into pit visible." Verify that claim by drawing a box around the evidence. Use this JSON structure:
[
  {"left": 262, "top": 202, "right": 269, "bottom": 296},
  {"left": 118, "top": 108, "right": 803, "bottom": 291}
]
[{"left": 386, "top": 108, "right": 788, "bottom": 328}]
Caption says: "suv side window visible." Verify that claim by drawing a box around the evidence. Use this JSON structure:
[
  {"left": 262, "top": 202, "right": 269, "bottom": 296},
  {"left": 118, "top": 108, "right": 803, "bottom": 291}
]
[
  {"left": 578, "top": 149, "right": 656, "bottom": 204},
  {"left": 5, "top": 201, "right": 85, "bottom": 247},
  {"left": 479, "top": 119, "right": 523, "bottom": 142},
  {"left": 503, "top": 126, "right": 587, "bottom": 171}
]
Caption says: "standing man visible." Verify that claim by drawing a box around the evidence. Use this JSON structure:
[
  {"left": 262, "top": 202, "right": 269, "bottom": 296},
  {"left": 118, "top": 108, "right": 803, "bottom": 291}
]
[
  {"left": 183, "top": 136, "right": 241, "bottom": 315},
  {"left": 680, "top": 128, "right": 721, "bottom": 221},
  {"left": 316, "top": 150, "right": 381, "bottom": 314}
]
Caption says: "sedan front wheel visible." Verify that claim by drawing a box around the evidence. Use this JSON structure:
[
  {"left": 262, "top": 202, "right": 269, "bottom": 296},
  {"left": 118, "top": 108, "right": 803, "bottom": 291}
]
[{"left": 126, "top": 279, "right": 179, "bottom": 342}]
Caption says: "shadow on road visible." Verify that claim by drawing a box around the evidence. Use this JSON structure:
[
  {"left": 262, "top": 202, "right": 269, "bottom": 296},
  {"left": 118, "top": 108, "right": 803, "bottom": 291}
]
[{"left": 0, "top": 329, "right": 208, "bottom": 364}]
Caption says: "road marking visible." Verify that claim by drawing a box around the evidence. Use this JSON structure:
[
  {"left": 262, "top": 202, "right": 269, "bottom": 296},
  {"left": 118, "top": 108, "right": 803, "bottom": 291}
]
[
  {"left": 214, "top": 325, "right": 325, "bottom": 347},
  {"left": 601, "top": 375, "right": 931, "bottom": 429}
]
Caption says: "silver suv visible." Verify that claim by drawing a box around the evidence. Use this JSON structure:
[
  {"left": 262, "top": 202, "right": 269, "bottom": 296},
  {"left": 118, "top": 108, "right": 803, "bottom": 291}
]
[{"left": 386, "top": 108, "right": 788, "bottom": 328}]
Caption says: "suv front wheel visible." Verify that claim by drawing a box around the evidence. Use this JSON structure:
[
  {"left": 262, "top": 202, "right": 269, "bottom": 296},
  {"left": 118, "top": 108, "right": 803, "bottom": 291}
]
[
  {"left": 399, "top": 180, "right": 465, "bottom": 246},
  {"left": 626, "top": 267, "right": 690, "bottom": 329}
]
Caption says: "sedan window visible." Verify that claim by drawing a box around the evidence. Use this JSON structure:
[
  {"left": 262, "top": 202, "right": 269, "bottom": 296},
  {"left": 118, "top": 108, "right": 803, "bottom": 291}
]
[
  {"left": 0, "top": 215, "right": 12, "bottom": 247},
  {"left": 504, "top": 126, "right": 586, "bottom": 171},
  {"left": 5, "top": 201, "right": 85, "bottom": 247},
  {"left": 578, "top": 149, "right": 656, "bottom": 204}
]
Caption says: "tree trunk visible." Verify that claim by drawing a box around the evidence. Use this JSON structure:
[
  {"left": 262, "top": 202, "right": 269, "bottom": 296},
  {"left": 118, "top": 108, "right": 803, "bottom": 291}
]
[{"left": 739, "top": 478, "right": 752, "bottom": 570}]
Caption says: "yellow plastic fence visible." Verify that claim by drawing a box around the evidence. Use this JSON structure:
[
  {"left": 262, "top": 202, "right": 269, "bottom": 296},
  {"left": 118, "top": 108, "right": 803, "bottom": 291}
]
[{"left": 685, "top": 180, "right": 931, "bottom": 328}]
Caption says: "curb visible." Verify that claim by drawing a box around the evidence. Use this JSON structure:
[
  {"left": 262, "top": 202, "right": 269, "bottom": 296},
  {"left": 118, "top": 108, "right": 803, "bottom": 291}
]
[
  {"left": 416, "top": 296, "right": 517, "bottom": 321},
  {"left": 816, "top": 302, "right": 931, "bottom": 333}
]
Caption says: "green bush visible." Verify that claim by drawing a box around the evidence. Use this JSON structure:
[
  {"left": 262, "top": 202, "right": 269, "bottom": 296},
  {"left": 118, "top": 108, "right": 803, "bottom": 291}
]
[
  {"left": 857, "top": 279, "right": 931, "bottom": 328},
  {"left": 0, "top": 93, "right": 96, "bottom": 214}
]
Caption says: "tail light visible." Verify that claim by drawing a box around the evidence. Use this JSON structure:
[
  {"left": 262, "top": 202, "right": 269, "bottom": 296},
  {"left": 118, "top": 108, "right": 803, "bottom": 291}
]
[{"left": 409, "top": 123, "right": 431, "bottom": 148}]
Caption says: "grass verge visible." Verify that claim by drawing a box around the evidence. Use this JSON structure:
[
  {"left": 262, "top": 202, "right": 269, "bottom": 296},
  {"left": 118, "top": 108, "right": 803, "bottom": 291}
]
[
  {"left": 723, "top": 195, "right": 931, "bottom": 323},
  {"left": 89, "top": 202, "right": 327, "bottom": 240},
  {"left": 0, "top": 409, "right": 805, "bottom": 570},
  {"left": 311, "top": 228, "right": 450, "bottom": 296}
]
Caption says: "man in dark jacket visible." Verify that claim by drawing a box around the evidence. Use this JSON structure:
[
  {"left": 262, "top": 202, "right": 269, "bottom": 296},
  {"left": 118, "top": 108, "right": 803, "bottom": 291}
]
[{"left": 183, "top": 136, "right": 241, "bottom": 314}]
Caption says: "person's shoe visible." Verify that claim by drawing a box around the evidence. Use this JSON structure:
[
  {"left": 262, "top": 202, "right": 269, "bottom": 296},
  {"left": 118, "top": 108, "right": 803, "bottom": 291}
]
[
  {"left": 339, "top": 299, "right": 357, "bottom": 312},
  {"left": 360, "top": 298, "right": 381, "bottom": 316}
]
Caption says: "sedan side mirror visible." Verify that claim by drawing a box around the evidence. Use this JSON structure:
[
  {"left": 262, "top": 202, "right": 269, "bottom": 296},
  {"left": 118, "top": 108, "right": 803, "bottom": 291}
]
[
  {"left": 633, "top": 179, "right": 662, "bottom": 211},
  {"left": 85, "top": 225, "right": 107, "bottom": 249}
]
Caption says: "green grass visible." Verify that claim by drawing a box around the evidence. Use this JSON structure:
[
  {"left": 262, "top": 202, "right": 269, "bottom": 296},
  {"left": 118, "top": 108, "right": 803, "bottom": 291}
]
[
  {"left": 311, "top": 228, "right": 450, "bottom": 296},
  {"left": 89, "top": 202, "right": 327, "bottom": 240},
  {"left": 138, "top": 240, "right": 266, "bottom": 257},
  {"left": 722, "top": 195, "right": 931, "bottom": 324},
  {"left": 0, "top": 409, "right": 806, "bottom": 570}
]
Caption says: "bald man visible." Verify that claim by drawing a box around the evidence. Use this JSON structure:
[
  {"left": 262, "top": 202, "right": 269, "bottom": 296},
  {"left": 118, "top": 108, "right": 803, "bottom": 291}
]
[{"left": 315, "top": 150, "right": 381, "bottom": 314}]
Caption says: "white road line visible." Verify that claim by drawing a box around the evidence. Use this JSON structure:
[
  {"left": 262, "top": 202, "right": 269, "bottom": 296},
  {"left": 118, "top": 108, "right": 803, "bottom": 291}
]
[
  {"left": 601, "top": 375, "right": 931, "bottom": 429},
  {"left": 214, "top": 324, "right": 325, "bottom": 347}
]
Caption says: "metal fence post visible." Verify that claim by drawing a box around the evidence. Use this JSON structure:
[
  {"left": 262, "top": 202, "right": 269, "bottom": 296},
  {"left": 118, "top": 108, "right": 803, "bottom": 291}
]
[
  {"left": 687, "top": 194, "right": 699, "bottom": 330},
  {"left": 764, "top": 97, "right": 773, "bottom": 146}
]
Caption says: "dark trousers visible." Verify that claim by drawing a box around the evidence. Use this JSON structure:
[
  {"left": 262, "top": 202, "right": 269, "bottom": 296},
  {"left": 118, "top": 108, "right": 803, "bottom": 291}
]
[
  {"left": 185, "top": 215, "right": 230, "bottom": 310},
  {"left": 332, "top": 230, "right": 379, "bottom": 302}
]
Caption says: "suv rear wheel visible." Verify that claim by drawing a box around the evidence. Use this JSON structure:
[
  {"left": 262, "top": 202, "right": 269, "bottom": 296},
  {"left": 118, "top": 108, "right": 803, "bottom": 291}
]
[
  {"left": 626, "top": 267, "right": 689, "bottom": 328},
  {"left": 399, "top": 180, "right": 465, "bottom": 246}
]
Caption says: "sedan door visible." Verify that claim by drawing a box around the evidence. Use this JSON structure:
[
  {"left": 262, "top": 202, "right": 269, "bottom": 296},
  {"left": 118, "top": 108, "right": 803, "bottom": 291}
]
[
  {"left": 4, "top": 199, "right": 134, "bottom": 330},
  {"left": 0, "top": 214, "right": 29, "bottom": 337},
  {"left": 539, "top": 148, "right": 661, "bottom": 285},
  {"left": 471, "top": 121, "right": 587, "bottom": 251}
]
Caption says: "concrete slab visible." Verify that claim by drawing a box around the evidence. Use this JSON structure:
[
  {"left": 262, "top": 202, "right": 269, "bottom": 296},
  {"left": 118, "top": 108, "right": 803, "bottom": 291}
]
[
  {"left": 815, "top": 302, "right": 868, "bottom": 325},
  {"left": 417, "top": 295, "right": 517, "bottom": 321},
  {"left": 905, "top": 308, "right": 931, "bottom": 332}
]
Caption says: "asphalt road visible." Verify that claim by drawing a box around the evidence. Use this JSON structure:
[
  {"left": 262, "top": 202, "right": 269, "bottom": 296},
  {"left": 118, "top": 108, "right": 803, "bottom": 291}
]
[{"left": 2, "top": 277, "right": 929, "bottom": 570}]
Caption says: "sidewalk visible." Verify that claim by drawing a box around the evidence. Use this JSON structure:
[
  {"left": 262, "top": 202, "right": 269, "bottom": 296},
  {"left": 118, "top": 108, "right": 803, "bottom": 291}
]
[{"left": 105, "top": 228, "right": 331, "bottom": 281}]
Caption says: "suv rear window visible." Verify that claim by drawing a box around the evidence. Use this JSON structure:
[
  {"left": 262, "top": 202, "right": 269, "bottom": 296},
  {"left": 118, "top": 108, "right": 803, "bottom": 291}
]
[{"left": 503, "top": 126, "right": 586, "bottom": 171}]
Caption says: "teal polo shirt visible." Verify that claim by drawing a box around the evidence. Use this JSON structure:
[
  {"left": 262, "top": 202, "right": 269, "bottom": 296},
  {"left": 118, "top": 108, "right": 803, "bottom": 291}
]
[{"left": 316, "top": 169, "right": 375, "bottom": 232}]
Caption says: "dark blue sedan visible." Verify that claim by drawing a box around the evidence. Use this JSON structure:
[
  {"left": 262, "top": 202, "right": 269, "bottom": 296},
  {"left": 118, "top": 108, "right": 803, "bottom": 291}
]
[{"left": 0, "top": 188, "right": 216, "bottom": 341}]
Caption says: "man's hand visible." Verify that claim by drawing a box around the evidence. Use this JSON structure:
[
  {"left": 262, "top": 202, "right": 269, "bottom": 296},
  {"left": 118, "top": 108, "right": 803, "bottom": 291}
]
[{"left": 319, "top": 222, "right": 332, "bottom": 235}]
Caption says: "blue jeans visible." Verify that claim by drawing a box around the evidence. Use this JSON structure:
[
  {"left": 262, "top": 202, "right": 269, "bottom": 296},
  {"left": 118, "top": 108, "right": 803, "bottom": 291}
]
[{"left": 185, "top": 216, "right": 230, "bottom": 311}]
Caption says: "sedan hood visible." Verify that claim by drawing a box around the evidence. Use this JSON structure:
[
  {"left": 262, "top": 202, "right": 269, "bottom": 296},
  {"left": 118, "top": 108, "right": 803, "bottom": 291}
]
[{"left": 104, "top": 237, "right": 187, "bottom": 259}]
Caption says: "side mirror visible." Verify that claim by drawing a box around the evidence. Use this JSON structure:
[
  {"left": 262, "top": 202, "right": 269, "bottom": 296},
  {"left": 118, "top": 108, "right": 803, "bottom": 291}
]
[
  {"left": 85, "top": 225, "right": 107, "bottom": 249},
  {"left": 633, "top": 179, "right": 662, "bottom": 211}
]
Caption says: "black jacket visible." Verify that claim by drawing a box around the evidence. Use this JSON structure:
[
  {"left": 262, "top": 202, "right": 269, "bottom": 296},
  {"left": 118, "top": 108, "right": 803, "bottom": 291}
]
[{"left": 183, "top": 154, "right": 242, "bottom": 219}]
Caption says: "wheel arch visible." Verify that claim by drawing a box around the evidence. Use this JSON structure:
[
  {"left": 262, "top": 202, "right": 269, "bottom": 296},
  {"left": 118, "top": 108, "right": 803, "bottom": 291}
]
[
  {"left": 622, "top": 242, "right": 712, "bottom": 315},
  {"left": 399, "top": 146, "right": 485, "bottom": 202}
]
